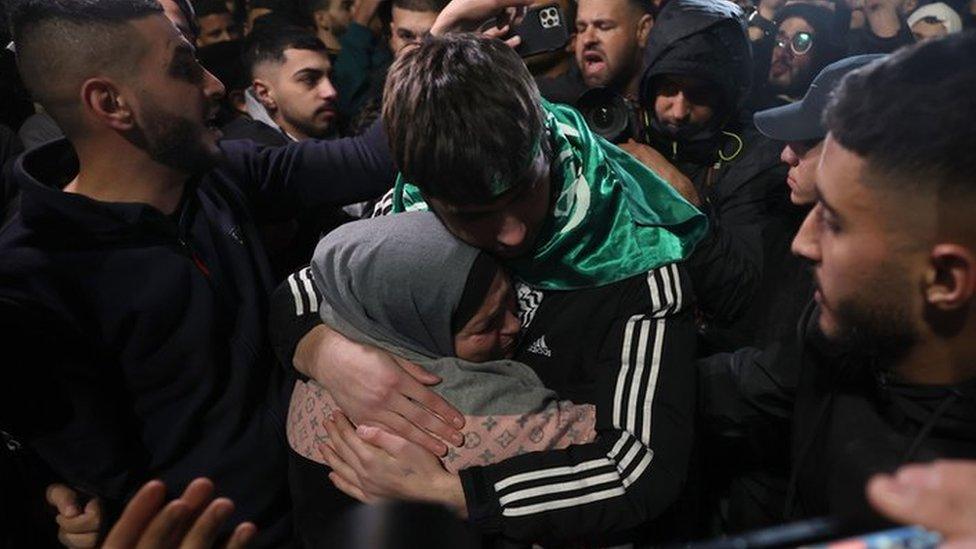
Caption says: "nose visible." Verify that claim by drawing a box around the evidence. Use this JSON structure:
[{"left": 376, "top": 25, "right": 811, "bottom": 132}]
[
  {"left": 781, "top": 144, "right": 799, "bottom": 167},
  {"left": 791, "top": 203, "right": 822, "bottom": 262},
  {"left": 203, "top": 67, "right": 226, "bottom": 101},
  {"left": 671, "top": 92, "right": 691, "bottom": 122},
  {"left": 581, "top": 25, "right": 598, "bottom": 46},
  {"left": 501, "top": 310, "right": 521, "bottom": 337},
  {"left": 496, "top": 215, "right": 527, "bottom": 249},
  {"left": 318, "top": 76, "right": 338, "bottom": 101}
]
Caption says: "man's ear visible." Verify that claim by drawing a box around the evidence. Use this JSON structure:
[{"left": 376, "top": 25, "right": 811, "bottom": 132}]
[
  {"left": 902, "top": 0, "right": 919, "bottom": 14},
  {"left": 637, "top": 13, "right": 654, "bottom": 48},
  {"left": 926, "top": 244, "right": 976, "bottom": 311},
  {"left": 79, "top": 78, "right": 134, "bottom": 131},
  {"left": 252, "top": 79, "right": 276, "bottom": 111}
]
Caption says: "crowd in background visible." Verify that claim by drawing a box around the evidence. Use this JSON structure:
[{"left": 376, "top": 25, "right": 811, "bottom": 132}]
[{"left": 0, "top": 0, "right": 974, "bottom": 547}]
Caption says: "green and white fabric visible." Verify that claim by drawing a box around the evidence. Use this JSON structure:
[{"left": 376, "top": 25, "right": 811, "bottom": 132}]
[{"left": 392, "top": 100, "right": 708, "bottom": 290}]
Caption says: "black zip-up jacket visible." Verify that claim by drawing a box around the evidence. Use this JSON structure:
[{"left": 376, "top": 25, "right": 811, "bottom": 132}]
[
  {"left": 0, "top": 121, "right": 393, "bottom": 546},
  {"left": 639, "top": 0, "right": 789, "bottom": 336},
  {"left": 699, "top": 304, "right": 976, "bottom": 525}
]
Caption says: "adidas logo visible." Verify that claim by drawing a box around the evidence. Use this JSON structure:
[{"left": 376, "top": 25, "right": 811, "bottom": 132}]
[{"left": 527, "top": 335, "right": 552, "bottom": 357}]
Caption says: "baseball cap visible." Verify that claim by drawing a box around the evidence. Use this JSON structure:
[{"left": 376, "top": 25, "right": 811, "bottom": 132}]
[{"left": 754, "top": 54, "right": 885, "bottom": 142}]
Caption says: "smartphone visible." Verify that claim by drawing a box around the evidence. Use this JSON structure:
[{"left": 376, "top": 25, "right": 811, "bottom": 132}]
[{"left": 484, "top": 3, "right": 570, "bottom": 58}]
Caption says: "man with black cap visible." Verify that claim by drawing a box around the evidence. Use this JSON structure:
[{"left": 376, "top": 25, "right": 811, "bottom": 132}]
[
  {"left": 620, "top": 0, "right": 787, "bottom": 351},
  {"left": 696, "top": 55, "right": 883, "bottom": 531},
  {"left": 747, "top": 54, "right": 885, "bottom": 348},
  {"left": 699, "top": 34, "right": 976, "bottom": 530}
]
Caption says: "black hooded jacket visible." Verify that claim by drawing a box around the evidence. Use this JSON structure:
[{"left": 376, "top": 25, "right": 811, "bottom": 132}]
[
  {"left": 0, "top": 122, "right": 394, "bottom": 545},
  {"left": 639, "top": 0, "right": 789, "bottom": 347},
  {"left": 699, "top": 304, "right": 976, "bottom": 527},
  {"left": 787, "top": 308, "right": 976, "bottom": 521}
]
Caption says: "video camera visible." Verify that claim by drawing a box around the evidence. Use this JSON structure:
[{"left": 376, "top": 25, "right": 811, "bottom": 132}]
[{"left": 577, "top": 87, "right": 648, "bottom": 144}]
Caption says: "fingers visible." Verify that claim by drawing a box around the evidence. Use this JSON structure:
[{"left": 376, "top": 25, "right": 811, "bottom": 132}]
[
  {"left": 332, "top": 412, "right": 377, "bottom": 465},
  {"left": 865, "top": 474, "right": 955, "bottom": 532},
  {"left": 102, "top": 478, "right": 255, "bottom": 549},
  {"left": 390, "top": 394, "right": 464, "bottom": 447},
  {"left": 396, "top": 373, "right": 465, "bottom": 432},
  {"left": 133, "top": 500, "right": 193, "bottom": 549},
  {"left": 133, "top": 479, "right": 218, "bottom": 549},
  {"left": 57, "top": 530, "right": 98, "bottom": 549},
  {"left": 356, "top": 425, "right": 413, "bottom": 457},
  {"left": 328, "top": 471, "right": 373, "bottom": 504},
  {"left": 482, "top": 23, "right": 509, "bottom": 38},
  {"left": 224, "top": 522, "right": 257, "bottom": 549},
  {"left": 179, "top": 497, "right": 234, "bottom": 549},
  {"left": 867, "top": 461, "right": 976, "bottom": 540},
  {"left": 319, "top": 442, "right": 362, "bottom": 491},
  {"left": 324, "top": 414, "right": 367, "bottom": 473},
  {"left": 177, "top": 478, "right": 217, "bottom": 517},
  {"left": 47, "top": 484, "right": 81, "bottom": 517},
  {"left": 394, "top": 355, "right": 441, "bottom": 385},
  {"left": 374, "top": 409, "right": 448, "bottom": 456},
  {"left": 102, "top": 481, "right": 167, "bottom": 549},
  {"left": 502, "top": 35, "right": 523, "bottom": 49},
  {"left": 56, "top": 497, "right": 101, "bottom": 532},
  {"left": 480, "top": 23, "right": 523, "bottom": 48}
]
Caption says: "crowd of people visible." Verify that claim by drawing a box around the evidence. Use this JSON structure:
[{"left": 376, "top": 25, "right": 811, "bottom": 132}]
[{"left": 0, "top": 0, "right": 974, "bottom": 547}]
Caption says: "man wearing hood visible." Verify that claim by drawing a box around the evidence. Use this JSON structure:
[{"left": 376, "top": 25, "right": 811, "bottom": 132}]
[
  {"left": 703, "top": 33, "right": 976, "bottom": 530},
  {"left": 621, "top": 0, "right": 789, "bottom": 351}
]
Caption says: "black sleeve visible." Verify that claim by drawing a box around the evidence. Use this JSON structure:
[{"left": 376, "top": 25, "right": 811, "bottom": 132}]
[
  {"left": 0, "top": 298, "right": 146, "bottom": 537},
  {"left": 459, "top": 265, "right": 697, "bottom": 543},
  {"left": 687, "top": 161, "right": 787, "bottom": 327},
  {"left": 218, "top": 119, "right": 395, "bottom": 222},
  {"left": 685, "top": 203, "right": 762, "bottom": 326},
  {"left": 697, "top": 337, "right": 800, "bottom": 466},
  {"left": 268, "top": 266, "right": 325, "bottom": 375}
]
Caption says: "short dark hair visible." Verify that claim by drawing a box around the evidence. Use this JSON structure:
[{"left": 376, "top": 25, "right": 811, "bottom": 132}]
[
  {"left": 383, "top": 33, "right": 546, "bottom": 205},
  {"left": 825, "top": 32, "right": 976, "bottom": 203},
  {"left": 392, "top": 0, "right": 450, "bottom": 12},
  {"left": 10, "top": 0, "right": 163, "bottom": 134},
  {"left": 243, "top": 25, "right": 327, "bottom": 76},
  {"left": 627, "top": 0, "right": 655, "bottom": 16},
  {"left": 195, "top": 0, "right": 232, "bottom": 18}
]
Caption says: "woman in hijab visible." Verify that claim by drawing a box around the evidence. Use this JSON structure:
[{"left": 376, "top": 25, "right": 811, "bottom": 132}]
[{"left": 287, "top": 212, "right": 595, "bottom": 538}]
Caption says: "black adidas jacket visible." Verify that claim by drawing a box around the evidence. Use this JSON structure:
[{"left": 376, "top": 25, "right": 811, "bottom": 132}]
[
  {"left": 0, "top": 121, "right": 394, "bottom": 546},
  {"left": 271, "top": 261, "right": 698, "bottom": 546}
]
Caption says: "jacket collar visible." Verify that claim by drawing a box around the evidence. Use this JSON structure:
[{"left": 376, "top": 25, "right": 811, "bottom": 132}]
[{"left": 14, "top": 138, "right": 186, "bottom": 244}]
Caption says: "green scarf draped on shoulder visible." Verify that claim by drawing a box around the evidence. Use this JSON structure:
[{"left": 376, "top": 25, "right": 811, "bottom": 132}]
[{"left": 392, "top": 100, "right": 708, "bottom": 291}]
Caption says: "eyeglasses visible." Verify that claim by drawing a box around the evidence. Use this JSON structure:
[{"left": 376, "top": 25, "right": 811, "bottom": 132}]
[{"left": 775, "top": 31, "right": 814, "bottom": 55}]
